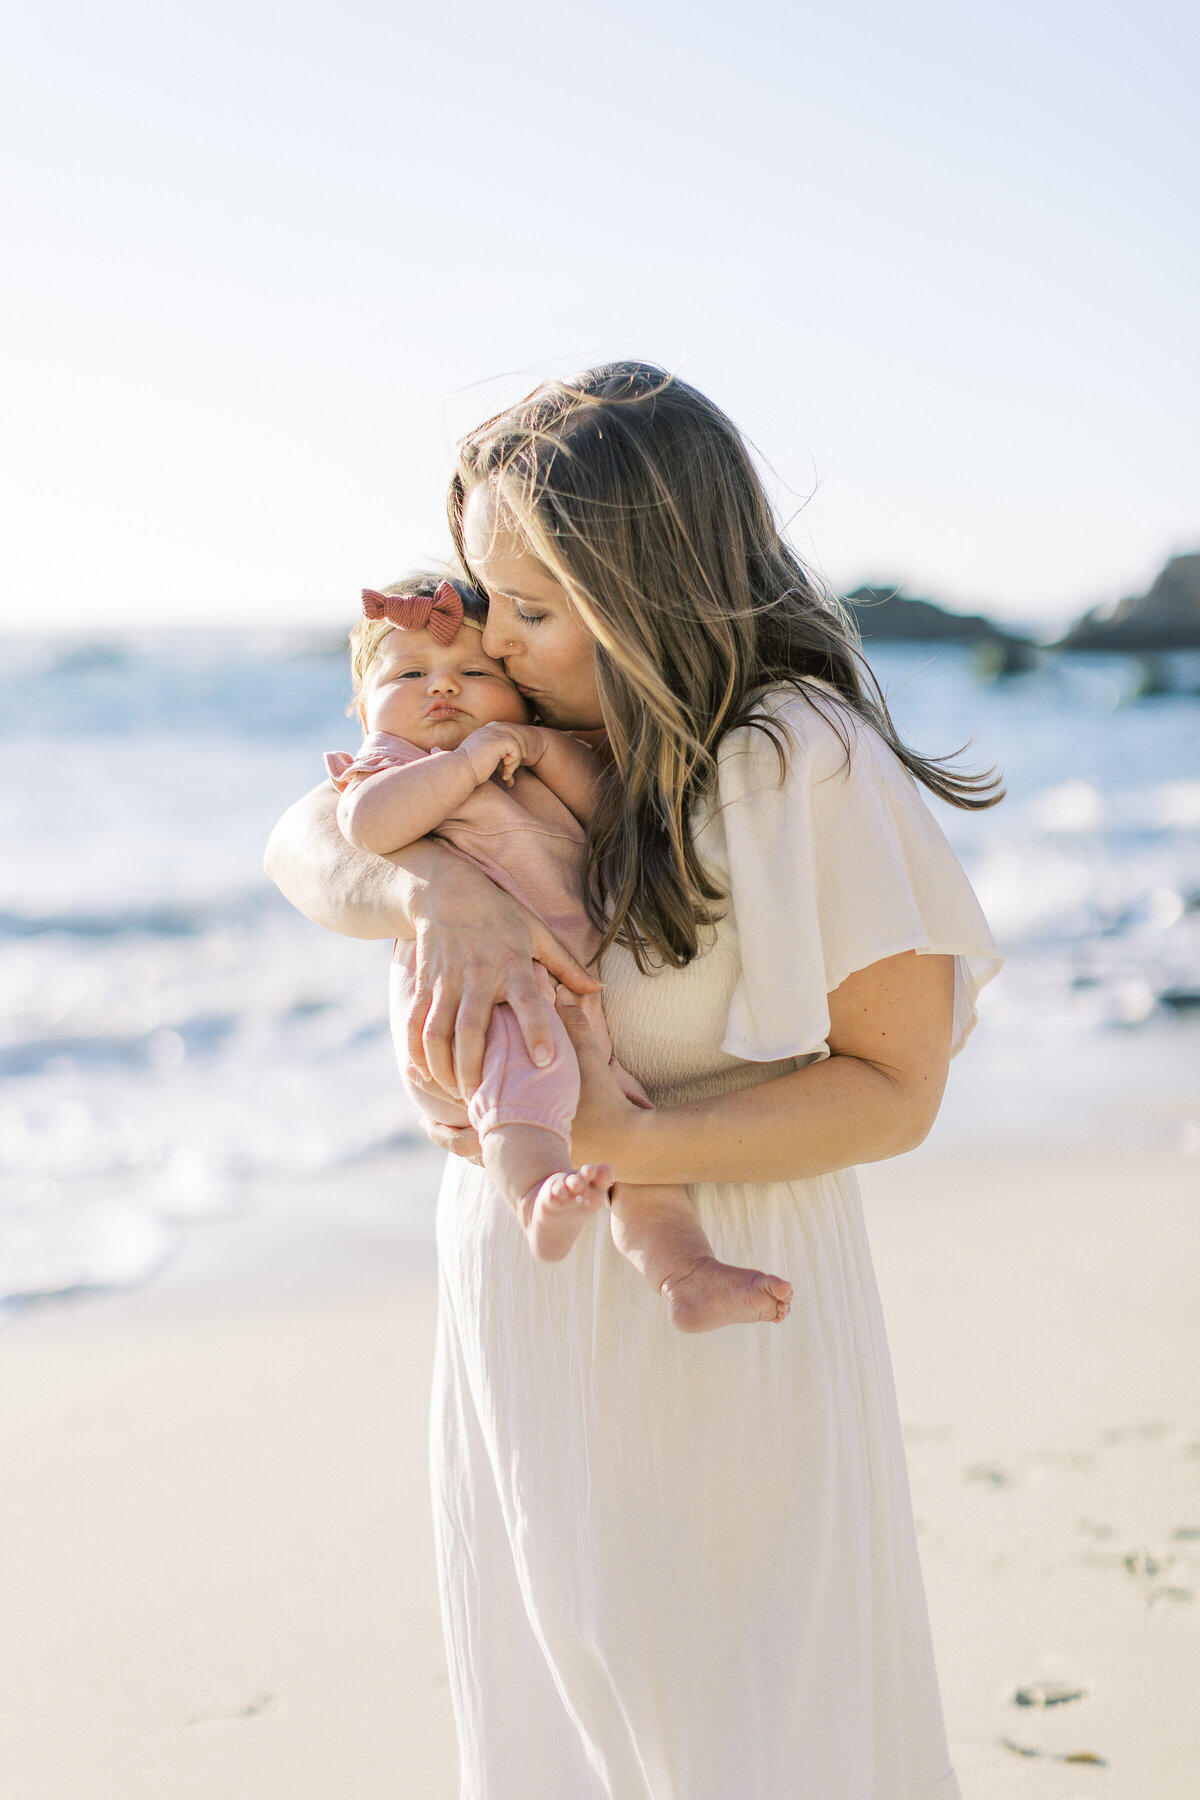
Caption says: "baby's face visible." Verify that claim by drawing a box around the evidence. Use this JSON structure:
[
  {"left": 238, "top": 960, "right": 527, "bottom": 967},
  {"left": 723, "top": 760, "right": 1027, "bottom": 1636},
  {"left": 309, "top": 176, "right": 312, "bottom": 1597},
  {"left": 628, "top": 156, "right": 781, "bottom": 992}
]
[{"left": 361, "top": 626, "right": 530, "bottom": 750}]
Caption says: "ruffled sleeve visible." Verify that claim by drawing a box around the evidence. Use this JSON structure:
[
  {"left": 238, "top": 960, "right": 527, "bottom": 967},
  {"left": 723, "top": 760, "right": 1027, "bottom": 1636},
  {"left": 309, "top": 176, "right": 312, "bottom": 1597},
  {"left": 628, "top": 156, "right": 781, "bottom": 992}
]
[
  {"left": 322, "top": 730, "right": 426, "bottom": 792},
  {"left": 708, "top": 687, "right": 1003, "bottom": 1064}
]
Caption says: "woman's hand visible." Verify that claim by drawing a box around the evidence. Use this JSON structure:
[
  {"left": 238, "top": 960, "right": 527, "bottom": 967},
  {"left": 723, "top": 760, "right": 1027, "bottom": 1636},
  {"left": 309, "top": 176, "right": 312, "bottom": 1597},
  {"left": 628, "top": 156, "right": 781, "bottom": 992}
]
[
  {"left": 420, "top": 1117, "right": 483, "bottom": 1164},
  {"left": 408, "top": 865, "right": 600, "bottom": 1098},
  {"left": 555, "top": 950, "right": 955, "bottom": 1189},
  {"left": 420, "top": 990, "right": 646, "bottom": 1171},
  {"left": 265, "top": 784, "right": 599, "bottom": 1100},
  {"left": 553, "top": 991, "right": 650, "bottom": 1178}
]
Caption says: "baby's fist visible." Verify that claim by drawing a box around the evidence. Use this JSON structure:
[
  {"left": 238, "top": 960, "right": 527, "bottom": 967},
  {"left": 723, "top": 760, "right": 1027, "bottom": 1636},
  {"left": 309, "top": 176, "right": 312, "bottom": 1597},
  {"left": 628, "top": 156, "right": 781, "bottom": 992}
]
[{"left": 459, "top": 722, "right": 542, "bottom": 786}]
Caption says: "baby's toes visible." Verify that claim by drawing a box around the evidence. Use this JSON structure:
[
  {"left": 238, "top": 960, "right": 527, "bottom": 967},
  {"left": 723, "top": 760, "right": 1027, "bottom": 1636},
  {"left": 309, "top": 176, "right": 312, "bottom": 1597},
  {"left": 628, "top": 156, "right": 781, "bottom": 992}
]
[
  {"left": 758, "top": 1274, "right": 792, "bottom": 1321},
  {"left": 531, "top": 1173, "right": 565, "bottom": 1213}
]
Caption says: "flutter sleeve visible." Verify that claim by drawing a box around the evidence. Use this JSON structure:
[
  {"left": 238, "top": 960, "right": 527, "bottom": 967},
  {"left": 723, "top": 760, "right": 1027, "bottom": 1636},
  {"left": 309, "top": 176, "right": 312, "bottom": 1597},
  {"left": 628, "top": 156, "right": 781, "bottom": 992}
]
[
  {"left": 710, "top": 687, "right": 1003, "bottom": 1065},
  {"left": 322, "top": 730, "right": 426, "bottom": 792}
]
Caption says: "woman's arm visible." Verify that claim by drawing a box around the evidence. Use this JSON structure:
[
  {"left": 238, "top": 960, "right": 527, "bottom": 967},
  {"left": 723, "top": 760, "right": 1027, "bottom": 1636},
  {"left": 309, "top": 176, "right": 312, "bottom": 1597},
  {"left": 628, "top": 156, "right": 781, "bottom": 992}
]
[
  {"left": 265, "top": 780, "right": 435, "bottom": 939},
  {"left": 263, "top": 781, "right": 600, "bottom": 1092},
  {"left": 559, "top": 950, "right": 955, "bottom": 1184}
]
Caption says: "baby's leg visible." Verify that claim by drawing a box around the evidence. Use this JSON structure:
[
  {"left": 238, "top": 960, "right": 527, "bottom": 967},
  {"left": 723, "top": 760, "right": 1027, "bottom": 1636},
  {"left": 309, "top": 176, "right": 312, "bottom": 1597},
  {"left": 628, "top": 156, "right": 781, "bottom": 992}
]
[
  {"left": 482, "top": 1125, "right": 611, "bottom": 1262},
  {"left": 609, "top": 1184, "right": 792, "bottom": 1332},
  {"left": 470, "top": 996, "right": 609, "bottom": 1262}
]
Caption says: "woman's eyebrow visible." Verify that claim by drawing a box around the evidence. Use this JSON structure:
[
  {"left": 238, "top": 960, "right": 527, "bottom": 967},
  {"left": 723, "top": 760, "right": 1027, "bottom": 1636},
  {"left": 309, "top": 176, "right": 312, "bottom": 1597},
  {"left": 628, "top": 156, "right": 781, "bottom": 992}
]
[{"left": 489, "top": 585, "right": 553, "bottom": 606}]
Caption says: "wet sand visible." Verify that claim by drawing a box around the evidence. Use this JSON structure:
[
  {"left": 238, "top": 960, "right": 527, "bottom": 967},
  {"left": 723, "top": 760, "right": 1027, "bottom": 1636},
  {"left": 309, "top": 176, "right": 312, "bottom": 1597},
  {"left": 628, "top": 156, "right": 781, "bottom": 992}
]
[{"left": 1, "top": 1139, "right": 1197, "bottom": 1798}]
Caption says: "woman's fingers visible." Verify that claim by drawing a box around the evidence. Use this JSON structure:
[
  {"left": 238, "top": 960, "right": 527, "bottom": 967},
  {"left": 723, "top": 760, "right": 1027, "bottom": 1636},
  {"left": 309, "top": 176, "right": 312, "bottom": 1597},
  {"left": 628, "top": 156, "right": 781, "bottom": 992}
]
[
  {"left": 421, "top": 981, "right": 463, "bottom": 1094},
  {"left": 499, "top": 965, "right": 559, "bottom": 1077},
  {"left": 528, "top": 921, "right": 602, "bottom": 997},
  {"left": 406, "top": 882, "right": 596, "bottom": 1096},
  {"left": 419, "top": 1117, "right": 483, "bottom": 1164},
  {"left": 451, "top": 988, "right": 498, "bottom": 1098},
  {"left": 554, "top": 988, "right": 610, "bottom": 1076},
  {"left": 406, "top": 985, "right": 434, "bottom": 1081},
  {"left": 554, "top": 988, "right": 642, "bottom": 1172}
]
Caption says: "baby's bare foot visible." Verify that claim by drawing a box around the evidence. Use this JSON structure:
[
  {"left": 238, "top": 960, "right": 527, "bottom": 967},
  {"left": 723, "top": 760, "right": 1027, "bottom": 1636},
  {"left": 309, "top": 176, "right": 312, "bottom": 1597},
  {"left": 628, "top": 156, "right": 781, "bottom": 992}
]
[
  {"left": 660, "top": 1257, "right": 792, "bottom": 1333},
  {"left": 521, "top": 1163, "right": 613, "bottom": 1262}
]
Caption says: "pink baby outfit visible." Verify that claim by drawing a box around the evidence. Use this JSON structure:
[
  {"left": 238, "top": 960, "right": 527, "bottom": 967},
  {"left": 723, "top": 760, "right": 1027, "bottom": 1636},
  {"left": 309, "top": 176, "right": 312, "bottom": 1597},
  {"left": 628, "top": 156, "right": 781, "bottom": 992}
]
[{"left": 325, "top": 730, "right": 646, "bottom": 1146}]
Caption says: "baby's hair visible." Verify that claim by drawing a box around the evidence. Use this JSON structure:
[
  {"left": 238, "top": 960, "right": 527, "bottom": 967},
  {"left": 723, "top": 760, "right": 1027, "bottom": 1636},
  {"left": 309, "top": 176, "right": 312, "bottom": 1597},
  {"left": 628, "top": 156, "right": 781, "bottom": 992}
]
[{"left": 346, "top": 570, "right": 488, "bottom": 714}]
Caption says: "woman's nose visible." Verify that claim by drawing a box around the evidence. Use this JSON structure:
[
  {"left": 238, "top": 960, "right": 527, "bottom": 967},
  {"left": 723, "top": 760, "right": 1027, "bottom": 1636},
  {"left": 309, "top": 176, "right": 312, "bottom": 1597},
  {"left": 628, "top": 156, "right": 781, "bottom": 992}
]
[{"left": 480, "top": 614, "right": 511, "bottom": 661}]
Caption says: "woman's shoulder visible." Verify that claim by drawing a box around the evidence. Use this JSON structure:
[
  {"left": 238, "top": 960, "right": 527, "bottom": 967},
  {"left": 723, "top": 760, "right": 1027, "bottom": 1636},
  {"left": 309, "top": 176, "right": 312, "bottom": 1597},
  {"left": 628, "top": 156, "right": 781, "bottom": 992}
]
[{"left": 717, "top": 681, "right": 890, "bottom": 793}]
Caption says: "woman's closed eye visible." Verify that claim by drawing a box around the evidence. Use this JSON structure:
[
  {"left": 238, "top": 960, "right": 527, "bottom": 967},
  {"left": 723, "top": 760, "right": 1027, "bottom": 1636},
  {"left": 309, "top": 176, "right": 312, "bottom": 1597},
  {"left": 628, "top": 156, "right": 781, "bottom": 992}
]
[{"left": 512, "top": 606, "right": 547, "bottom": 627}]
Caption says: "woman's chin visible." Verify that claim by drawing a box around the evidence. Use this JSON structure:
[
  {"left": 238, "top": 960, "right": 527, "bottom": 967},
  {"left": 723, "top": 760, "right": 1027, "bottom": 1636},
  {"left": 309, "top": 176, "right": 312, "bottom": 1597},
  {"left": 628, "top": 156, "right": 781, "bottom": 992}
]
[{"left": 529, "top": 698, "right": 602, "bottom": 732}]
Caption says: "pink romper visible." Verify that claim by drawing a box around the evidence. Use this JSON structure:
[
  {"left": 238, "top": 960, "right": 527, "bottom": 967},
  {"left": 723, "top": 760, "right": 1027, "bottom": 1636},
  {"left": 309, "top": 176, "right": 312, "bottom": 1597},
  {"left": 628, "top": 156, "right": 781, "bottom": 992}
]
[{"left": 325, "top": 730, "right": 646, "bottom": 1145}]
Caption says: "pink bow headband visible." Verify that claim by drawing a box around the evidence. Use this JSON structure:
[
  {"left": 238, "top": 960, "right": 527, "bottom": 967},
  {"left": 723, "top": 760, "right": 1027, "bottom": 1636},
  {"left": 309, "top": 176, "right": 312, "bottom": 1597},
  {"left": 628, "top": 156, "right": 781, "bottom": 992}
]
[{"left": 361, "top": 581, "right": 478, "bottom": 645}]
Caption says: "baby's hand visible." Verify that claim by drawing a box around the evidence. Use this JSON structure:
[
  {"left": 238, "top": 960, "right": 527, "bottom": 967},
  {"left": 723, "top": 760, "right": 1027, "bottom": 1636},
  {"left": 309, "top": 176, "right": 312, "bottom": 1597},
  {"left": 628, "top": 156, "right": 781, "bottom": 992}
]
[{"left": 459, "top": 722, "right": 546, "bottom": 787}]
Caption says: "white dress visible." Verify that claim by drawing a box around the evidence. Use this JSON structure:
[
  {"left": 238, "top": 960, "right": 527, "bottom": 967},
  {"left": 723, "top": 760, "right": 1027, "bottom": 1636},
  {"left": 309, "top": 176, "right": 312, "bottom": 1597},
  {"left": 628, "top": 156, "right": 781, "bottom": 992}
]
[{"left": 430, "top": 688, "right": 1003, "bottom": 1800}]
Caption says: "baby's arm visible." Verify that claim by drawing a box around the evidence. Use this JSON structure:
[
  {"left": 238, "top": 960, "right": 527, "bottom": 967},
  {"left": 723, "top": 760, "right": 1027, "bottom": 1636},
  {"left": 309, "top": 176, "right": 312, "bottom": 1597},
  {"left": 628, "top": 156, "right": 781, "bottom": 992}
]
[
  {"left": 338, "top": 726, "right": 529, "bottom": 854},
  {"left": 520, "top": 730, "right": 606, "bottom": 825}
]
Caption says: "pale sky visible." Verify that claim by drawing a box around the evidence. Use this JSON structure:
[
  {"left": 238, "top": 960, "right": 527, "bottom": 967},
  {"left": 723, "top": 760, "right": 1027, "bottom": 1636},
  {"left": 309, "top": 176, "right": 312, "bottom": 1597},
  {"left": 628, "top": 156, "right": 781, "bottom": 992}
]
[{"left": 2, "top": 0, "right": 1196, "bottom": 632}]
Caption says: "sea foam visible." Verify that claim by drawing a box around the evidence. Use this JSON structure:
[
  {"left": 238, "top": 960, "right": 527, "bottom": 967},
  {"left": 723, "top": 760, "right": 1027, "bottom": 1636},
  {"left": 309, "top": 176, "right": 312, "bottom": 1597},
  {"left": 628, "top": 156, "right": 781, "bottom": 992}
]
[{"left": 1, "top": 633, "right": 1196, "bottom": 1302}]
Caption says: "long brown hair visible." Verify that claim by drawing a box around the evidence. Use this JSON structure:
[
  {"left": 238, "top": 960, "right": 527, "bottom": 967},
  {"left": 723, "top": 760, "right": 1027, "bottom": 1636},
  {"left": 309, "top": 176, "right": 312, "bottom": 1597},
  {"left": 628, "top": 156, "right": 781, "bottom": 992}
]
[{"left": 449, "top": 362, "right": 1002, "bottom": 971}]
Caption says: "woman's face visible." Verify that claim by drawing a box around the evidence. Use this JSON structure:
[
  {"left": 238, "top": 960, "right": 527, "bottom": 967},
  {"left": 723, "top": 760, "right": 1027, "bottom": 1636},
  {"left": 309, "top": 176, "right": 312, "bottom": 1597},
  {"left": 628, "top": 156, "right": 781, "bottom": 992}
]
[{"left": 461, "top": 484, "right": 605, "bottom": 731}]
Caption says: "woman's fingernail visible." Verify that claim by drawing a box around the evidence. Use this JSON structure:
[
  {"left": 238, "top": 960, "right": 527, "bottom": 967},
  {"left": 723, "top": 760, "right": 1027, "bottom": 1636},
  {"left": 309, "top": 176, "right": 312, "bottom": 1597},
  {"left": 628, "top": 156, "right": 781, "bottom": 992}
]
[{"left": 534, "top": 1046, "right": 552, "bottom": 1067}]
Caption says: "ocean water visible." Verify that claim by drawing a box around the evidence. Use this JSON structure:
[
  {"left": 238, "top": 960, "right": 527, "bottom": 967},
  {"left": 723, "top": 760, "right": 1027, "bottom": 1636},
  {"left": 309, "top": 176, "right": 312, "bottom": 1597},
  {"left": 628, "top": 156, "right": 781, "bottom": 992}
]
[{"left": 1, "top": 632, "right": 1197, "bottom": 1303}]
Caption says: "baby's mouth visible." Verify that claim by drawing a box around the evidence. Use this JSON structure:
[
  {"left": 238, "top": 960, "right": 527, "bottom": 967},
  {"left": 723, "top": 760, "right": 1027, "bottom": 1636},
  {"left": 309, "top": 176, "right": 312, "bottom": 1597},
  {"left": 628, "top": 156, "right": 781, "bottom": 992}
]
[{"left": 424, "top": 703, "right": 464, "bottom": 721}]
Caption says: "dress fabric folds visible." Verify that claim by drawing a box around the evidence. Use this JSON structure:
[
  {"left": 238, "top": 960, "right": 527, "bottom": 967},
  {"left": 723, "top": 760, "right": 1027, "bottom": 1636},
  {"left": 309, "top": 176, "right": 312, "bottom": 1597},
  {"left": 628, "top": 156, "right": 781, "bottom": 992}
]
[{"left": 430, "top": 688, "right": 1001, "bottom": 1799}]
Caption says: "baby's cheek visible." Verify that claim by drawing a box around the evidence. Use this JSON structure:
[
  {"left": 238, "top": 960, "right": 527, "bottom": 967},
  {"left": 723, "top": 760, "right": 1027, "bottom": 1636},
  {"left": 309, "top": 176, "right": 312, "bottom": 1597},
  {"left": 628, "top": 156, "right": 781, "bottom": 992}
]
[{"left": 490, "top": 687, "right": 532, "bottom": 725}]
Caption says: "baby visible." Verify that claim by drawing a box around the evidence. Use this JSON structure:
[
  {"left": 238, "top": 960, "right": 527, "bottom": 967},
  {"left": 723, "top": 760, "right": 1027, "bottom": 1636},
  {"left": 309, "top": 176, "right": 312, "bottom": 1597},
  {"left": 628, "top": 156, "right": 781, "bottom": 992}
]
[{"left": 325, "top": 573, "right": 792, "bottom": 1332}]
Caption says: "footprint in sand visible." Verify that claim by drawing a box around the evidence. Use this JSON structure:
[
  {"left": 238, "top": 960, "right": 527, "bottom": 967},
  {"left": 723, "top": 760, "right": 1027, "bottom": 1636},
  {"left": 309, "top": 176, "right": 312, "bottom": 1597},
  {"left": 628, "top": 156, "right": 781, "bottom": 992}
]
[
  {"left": 999, "top": 1739, "right": 1107, "bottom": 1766},
  {"left": 1013, "top": 1679, "right": 1088, "bottom": 1708},
  {"left": 1148, "top": 1585, "right": 1196, "bottom": 1607},
  {"left": 964, "top": 1460, "right": 1013, "bottom": 1488},
  {"left": 186, "top": 1690, "right": 280, "bottom": 1726},
  {"left": 1123, "top": 1549, "right": 1170, "bottom": 1577},
  {"left": 1101, "top": 1420, "right": 1174, "bottom": 1446}
]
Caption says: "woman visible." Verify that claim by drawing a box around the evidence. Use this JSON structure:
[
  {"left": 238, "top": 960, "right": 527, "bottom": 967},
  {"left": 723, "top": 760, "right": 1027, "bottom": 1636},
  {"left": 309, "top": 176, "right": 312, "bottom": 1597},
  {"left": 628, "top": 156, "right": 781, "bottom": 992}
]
[{"left": 266, "top": 363, "right": 1003, "bottom": 1799}]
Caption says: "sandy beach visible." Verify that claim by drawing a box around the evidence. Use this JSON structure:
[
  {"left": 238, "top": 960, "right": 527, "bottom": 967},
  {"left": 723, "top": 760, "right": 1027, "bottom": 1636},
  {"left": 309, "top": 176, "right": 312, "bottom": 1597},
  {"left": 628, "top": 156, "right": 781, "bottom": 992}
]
[{"left": 2, "top": 1132, "right": 1197, "bottom": 1800}]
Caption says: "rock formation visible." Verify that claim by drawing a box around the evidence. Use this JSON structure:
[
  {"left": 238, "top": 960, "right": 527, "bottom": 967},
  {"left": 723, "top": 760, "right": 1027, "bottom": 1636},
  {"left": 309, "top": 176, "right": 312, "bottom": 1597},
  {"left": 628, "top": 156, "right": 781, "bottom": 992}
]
[
  {"left": 1055, "top": 554, "right": 1200, "bottom": 652},
  {"left": 841, "top": 586, "right": 1037, "bottom": 674}
]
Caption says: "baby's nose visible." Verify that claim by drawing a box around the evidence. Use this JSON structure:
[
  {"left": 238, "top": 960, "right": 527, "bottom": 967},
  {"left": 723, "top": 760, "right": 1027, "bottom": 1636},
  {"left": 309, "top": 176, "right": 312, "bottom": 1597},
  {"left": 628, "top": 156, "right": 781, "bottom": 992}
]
[{"left": 426, "top": 665, "right": 462, "bottom": 693}]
